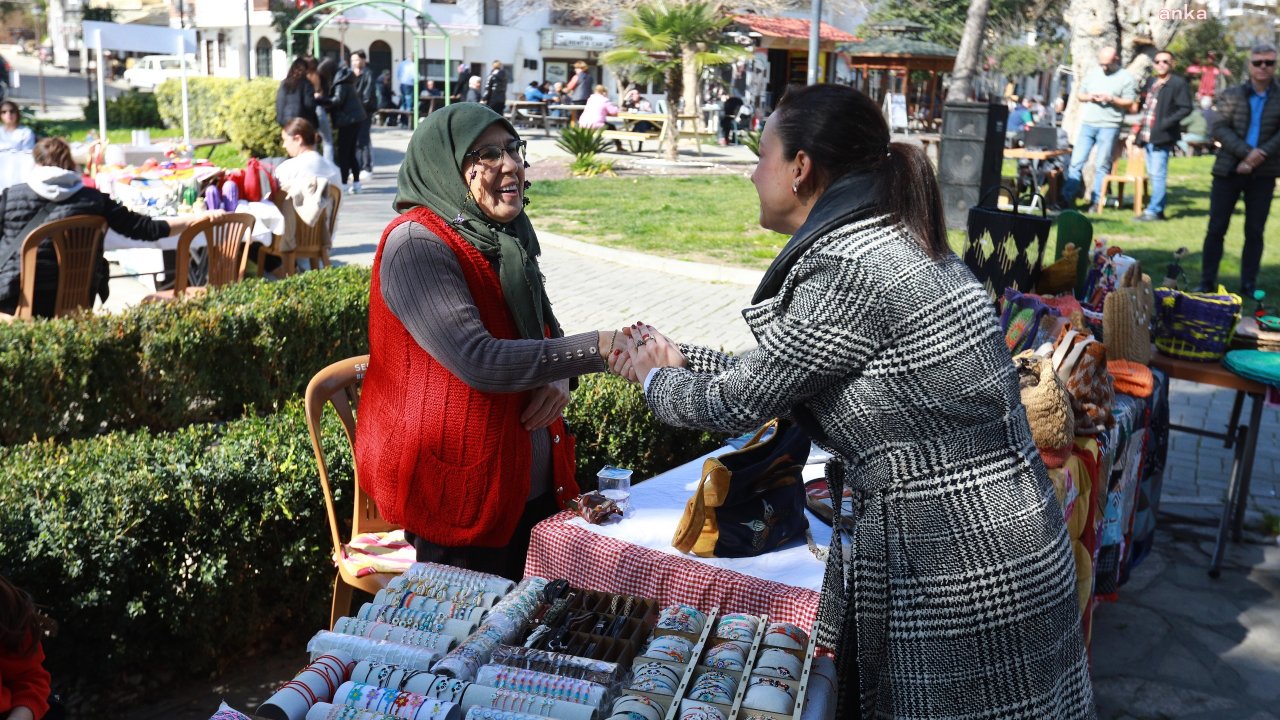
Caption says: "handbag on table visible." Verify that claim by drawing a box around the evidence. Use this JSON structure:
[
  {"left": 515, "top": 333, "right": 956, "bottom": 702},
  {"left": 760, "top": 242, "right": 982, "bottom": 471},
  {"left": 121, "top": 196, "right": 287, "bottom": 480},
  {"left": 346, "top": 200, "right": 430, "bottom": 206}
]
[
  {"left": 1049, "top": 325, "right": 1115, "bottom": 435},
  {"left": 1153, "top": 285, "right": 1242, "bottom": 362},
  {"left": 1102, "top": 262, "right": 1155, "bottom": 364},
  {"left": 672, "top": 419, "right": 811, "bottom": 558},
  {"left": 964, "top": 187, "right": 1052, "bottom": 303}
]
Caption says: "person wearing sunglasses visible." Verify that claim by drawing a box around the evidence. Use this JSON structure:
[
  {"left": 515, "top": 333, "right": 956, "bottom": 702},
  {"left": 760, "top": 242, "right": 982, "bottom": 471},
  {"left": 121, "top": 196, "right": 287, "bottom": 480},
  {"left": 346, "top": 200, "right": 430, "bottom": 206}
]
[
  {"left": 355, "top": 104, "right": 619, "bottom": 581},
  {"left": 1197, "top": 43, "right": 1280, "bottom": 297},
  {"left": 1135, "top": 51, "right": 1192, "bottom": 222},
  {"left": 1060, "top": 47, "right": 1138, "bottom": 211},
  {"left": 0, "top": 101, "right": 34, "bottom": 154}
]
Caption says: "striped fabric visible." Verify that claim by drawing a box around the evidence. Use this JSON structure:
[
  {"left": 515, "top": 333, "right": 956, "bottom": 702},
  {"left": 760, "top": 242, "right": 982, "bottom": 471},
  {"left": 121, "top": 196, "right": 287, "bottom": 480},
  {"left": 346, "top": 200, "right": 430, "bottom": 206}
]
[{"left": 647, "top": 217, "right": 1094, "bottom": 719}]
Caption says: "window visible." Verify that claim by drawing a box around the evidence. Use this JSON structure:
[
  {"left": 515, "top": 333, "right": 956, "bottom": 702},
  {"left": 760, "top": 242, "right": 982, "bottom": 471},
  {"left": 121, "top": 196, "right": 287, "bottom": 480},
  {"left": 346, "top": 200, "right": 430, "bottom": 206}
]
[
  {"left": 484, "top": 0, "right": 500, "bottom": 25},
  {"left": 255, "top": 37, "right": 272, "bottom": 77},
  {"left": 216, "top": 33, "right": 226, "bottom": 68}
]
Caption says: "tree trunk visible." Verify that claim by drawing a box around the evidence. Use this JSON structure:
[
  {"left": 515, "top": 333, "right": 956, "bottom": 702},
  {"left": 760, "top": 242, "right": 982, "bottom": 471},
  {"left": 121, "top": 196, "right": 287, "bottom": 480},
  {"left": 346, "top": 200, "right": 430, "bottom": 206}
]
[
  {"left": 945, "top": 0, "right": 992, "bottom": 102},
  {"left": 682, "top": 44, "right": 700, "bottom": 133},
  {"left": 664, "top": 68, "right": 682, "bottom": 161}
]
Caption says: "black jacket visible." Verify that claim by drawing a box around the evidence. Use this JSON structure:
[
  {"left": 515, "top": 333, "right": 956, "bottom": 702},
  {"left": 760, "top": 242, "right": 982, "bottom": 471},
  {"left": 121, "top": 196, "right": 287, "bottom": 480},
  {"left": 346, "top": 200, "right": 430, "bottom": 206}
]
[
  {"left": 275, "top": 77, "right": 318, "bottom": 127},
  {"left": 0, "top": 182, "right": 171, "bottom": 318},
  {"left": 1212, "top": 79, "right": 1280, "bottom": 177},
  {"left": 1141, "top": 74, "right": 1192, "bottom": 147},
  {"left": 354, "top": 69, "right": 378, "bottom": 114},
  {"left": 483, "top": 68, "right": 507, "bottom": 110},
  {"left": 318, "top": 66, "right": 368, "bottom": 129}
]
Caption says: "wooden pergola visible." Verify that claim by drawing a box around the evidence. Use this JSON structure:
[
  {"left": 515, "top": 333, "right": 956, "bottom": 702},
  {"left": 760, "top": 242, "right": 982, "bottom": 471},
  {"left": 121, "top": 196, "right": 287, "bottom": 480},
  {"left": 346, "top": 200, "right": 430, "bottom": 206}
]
[{"left": 839, "top": 21, "right": 956, "bottom": 126}]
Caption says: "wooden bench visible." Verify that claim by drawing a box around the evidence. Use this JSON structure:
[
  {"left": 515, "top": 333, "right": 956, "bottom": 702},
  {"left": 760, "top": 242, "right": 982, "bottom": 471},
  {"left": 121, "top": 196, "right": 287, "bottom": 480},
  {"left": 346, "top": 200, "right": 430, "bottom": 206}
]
[
  {"left": 374, "top": 109, "right": 413, "bottom": 126},
  {"left": 601, "top": 129, "right": 660, "bottom": 152},
  {"left": 1185, "top": 139, "right": 1218, "bottom": 157},
  {"left": 190, "top": 137, "right": 229, "bottom": 159}
]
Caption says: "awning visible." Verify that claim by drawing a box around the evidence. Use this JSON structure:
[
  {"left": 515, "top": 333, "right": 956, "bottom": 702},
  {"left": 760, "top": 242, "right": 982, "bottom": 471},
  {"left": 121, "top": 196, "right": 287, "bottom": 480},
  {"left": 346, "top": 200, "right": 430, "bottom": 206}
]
[{"left": 731, "top": 15, "right": 858, "bottom": 44}]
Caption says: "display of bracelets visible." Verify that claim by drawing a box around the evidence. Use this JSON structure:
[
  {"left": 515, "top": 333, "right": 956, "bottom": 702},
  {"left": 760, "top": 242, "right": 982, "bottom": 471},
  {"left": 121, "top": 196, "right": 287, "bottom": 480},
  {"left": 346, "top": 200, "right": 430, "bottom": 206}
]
[
  {"left": 642, "top": 635, "right": 694, "bottom": 664},
  {"left": 350, "top": 662, "right": 441, "bottom": 694},
  {"left": 307, "top": 630, "right": 444, "bottom": 672},
  {"left": 332, "top": 680, "right": 459, "bottom": 720},
  {"left": 333, "top": 618, "right": 456, "bottom": 654},
  {"left": 629, "top": 662, "right": 683, "bottom": 695},
  {"left": 742, "top": 675, "right": 796, "bottom": 713},
  {"left": 712, "top": 613, "right": 759, "bottom": 643},
  {"left": 463, "top": 707, "right": 548, "bottom": 720},
  {"left": 474, "top": 663, "right": 608, "bottom": 708},
  {"left": 487, "top": 645, "right": 621, "bottom": 686},
  {"left": 655, "top": 604, "right": 706, "bottom": 635},
  {"left": 400, "top": 562, "right": 516, "bottom": 596},
  {"left": 303, "top": 702, "right": 403, "bottom": 720},
  {"left": 702, "top": 641, "right": 749, "bottom": 672},
  {"left": 607, "top": 694, "right": 666, "bottom": 720},
  {"left": 677, "top": 704, "right": 725, "bottom": 720},
  {"left": 686, "top": 671, "right": 737, "bottom": 705}
]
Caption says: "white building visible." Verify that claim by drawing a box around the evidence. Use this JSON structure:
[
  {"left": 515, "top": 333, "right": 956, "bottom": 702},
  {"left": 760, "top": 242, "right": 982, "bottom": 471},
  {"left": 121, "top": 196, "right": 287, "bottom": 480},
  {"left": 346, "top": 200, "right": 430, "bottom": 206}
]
[{"left": 1205, "top": 0, "right": 1280, "bottom": 42}]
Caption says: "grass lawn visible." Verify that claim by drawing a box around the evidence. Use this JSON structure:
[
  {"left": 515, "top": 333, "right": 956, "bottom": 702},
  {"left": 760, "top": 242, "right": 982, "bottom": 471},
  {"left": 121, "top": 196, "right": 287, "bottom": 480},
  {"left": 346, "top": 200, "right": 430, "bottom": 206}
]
[
  {"left": 528, "top": 156, "right": 1280, "bottom": 296},
  {"left": 28, "top": 118, "right": 246, "bottom": 169}
]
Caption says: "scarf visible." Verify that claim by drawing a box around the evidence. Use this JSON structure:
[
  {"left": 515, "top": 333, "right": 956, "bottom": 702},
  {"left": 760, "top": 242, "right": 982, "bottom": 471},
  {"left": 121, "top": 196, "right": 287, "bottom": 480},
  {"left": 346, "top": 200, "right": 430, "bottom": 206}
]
[
  {"left": 394, "top": 103, "right": 561, "bottom": 340},
  {"left": 752, "top": 170, "right": 885, "bottom": 305}
]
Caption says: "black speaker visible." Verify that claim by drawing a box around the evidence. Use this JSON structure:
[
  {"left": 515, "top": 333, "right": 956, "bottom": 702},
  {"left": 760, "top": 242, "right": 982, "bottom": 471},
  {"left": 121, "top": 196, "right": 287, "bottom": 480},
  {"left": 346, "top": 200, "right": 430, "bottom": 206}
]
[{"left": 939, "top": 102, "right": 1008, "bottom": 229}]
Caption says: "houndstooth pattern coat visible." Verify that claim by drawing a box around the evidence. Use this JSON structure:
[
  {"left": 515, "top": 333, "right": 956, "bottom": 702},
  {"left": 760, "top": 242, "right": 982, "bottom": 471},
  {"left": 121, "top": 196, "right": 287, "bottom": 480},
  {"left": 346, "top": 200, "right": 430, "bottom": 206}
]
[{"left": 645, "top": 216, "right": 1095, "bottom": 719}]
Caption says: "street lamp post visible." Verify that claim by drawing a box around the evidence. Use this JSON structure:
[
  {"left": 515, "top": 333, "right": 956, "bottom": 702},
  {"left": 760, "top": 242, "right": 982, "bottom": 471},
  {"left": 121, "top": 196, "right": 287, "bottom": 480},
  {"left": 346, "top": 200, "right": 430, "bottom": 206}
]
[{"left": 335, "top": 16, "right": 349, "bottom": 62}]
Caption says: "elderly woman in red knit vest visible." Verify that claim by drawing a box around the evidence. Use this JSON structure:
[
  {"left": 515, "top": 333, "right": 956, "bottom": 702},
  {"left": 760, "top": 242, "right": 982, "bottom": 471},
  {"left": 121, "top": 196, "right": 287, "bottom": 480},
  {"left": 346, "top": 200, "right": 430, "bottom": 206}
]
[{"left": 356, "top": 103, "right": 620, "bottom": 581}]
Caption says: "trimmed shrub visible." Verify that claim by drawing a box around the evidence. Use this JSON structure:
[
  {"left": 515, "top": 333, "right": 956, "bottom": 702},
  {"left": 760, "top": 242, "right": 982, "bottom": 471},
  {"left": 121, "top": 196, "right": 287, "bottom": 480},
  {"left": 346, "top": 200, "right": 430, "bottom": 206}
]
[
  {"left": 82, "top": 89, "right": 163, "bottom": 128},
  {"left": 155, "top": 76, "right": 239, "bottom": 139},
  {"left": 227, "top": 78, "right": 285, "bottom": 158},
  {"left": 0, "top": 265, "right": 370, "bottom": 445},
  {"left": 567, "top": 373, "right": 724, "bottom": 488},
  {"left": 0, "top": 400, "right": 341, "bottom": 711}
]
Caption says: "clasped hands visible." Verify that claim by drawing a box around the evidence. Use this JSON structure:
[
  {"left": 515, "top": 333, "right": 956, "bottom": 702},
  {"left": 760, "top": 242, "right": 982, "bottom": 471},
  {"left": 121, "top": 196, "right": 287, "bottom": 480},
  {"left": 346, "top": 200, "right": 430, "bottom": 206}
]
[{"left": 605, "top": 322, "right": 688, "bottom": 383}]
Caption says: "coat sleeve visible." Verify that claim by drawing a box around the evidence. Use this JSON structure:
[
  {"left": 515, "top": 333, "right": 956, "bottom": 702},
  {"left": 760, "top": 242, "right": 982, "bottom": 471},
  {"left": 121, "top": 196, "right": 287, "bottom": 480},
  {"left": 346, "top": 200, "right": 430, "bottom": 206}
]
[
  {"left": 645, "top": 250, "right": 887, "bottom": 434},
  {"left": 1214, "top": 90, "right": 1252, "bottom": 159},
  {"left": 275, "top": 83, "right": 287, "bottom": 126},
  {"left": 1160, "top": 79, "right": 1193, "bottom": 132}
]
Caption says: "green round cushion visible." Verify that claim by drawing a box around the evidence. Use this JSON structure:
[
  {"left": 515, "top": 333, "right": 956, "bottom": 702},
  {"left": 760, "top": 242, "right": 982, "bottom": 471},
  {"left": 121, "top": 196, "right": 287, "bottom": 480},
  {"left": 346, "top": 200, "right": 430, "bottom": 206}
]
[{"left": 1223, "top": 350, "right": 1280, "bottom": 387}]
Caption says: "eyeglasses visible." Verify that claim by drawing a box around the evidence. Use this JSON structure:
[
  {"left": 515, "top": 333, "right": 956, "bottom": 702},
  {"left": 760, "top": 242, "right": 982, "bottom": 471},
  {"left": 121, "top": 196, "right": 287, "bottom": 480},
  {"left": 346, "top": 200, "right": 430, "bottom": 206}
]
[
  {"left": 1253, "top": 59, "right": 1276, "bottom": 68},
  {"left": 464, "top": 139, "right": 526, "bottom": 168}
]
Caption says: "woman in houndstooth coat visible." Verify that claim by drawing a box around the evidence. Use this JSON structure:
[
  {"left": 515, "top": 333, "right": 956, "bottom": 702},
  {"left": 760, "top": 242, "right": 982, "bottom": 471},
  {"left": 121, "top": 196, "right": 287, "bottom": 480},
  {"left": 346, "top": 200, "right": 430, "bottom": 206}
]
[{"left": 611, "top": 85, "right": 1095, "bottom": 719}]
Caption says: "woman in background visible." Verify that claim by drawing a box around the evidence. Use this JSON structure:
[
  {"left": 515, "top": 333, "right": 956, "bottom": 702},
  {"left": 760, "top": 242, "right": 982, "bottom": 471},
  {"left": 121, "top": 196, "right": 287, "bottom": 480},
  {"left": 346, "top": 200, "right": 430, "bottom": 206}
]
[
  {"left": 274, "top": 57, "right": 318, "bottom": 128},
  {"left": 0, "top": 102, "right": 35, "bottom": 153}
]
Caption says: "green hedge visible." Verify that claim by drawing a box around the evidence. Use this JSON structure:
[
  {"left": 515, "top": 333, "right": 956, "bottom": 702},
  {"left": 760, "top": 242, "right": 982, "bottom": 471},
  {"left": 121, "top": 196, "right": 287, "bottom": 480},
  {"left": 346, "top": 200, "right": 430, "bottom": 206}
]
[
  {"left": 0, "top": 265, "right": 370, "bottom": 446},
  {"left": 83, "top": 89, "right": 163, "bottom": 128},
  {"left": 0, "top": 400, "right": 339, "bottom": 710},
  {"left": 227, "top": 78, "right": 285, "bottom": 158},
  {"left": 155, "top": 76, "right": 240, "bottom": 140}
]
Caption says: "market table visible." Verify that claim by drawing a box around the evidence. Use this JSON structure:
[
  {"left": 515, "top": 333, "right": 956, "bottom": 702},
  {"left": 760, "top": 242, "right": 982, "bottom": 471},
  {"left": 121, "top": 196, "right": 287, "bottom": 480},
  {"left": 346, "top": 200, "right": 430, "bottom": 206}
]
[
  {"left": 525, "top": 445, "right": 830, "bottom": 628},
  {"left": 1149, "top": 352, "right": 1270, "bottom": 577}
]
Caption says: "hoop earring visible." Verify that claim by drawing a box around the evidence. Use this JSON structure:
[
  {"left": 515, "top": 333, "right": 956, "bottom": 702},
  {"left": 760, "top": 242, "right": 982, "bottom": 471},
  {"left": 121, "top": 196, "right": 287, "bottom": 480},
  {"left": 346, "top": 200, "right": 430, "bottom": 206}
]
[{"left": 791, "top": 181, "right": 798, "bottom": 195}]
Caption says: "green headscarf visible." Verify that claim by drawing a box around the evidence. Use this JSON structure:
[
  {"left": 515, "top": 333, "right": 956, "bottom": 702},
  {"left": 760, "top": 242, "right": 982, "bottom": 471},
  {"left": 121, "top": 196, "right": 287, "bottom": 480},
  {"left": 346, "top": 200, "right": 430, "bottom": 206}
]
[{"left": 394, "top": 103, "right": 560, "bottom": 341}]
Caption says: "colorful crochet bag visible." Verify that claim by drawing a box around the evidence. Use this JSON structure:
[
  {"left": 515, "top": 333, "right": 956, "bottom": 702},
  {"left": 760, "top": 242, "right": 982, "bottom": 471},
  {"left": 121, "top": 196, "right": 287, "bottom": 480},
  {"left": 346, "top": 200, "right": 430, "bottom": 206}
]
[
  {"left": 1013, "top": 350, "right": 1075, "bottom": 466},
  {"left": 1051, "top": 326, "right": 1115, "bottom": 434},
  {"left": 964, "top": 188, "right": 1052, "bottom": 302},
  {"left": 1000, "top": 288, "right": 1058, "bottom": 353},
  {"left": 1153, "top": 285, "right": 1242, "bottom": 362}
]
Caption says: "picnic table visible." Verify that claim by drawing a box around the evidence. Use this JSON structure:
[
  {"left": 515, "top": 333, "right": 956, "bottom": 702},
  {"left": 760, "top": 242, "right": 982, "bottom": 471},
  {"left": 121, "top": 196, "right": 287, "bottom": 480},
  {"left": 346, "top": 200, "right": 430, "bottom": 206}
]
[
  {"left": 1004, "top": 146, "right": 1071, "bottom": 198},
  {"left": 505, "top": 100, "right": 554, "bottom": 136},
  {"left": 547, "top": 104, "right": 587, "bottom": 127},
  {"left": 604, "top": 112, "right": 713, "bottom": 155}
]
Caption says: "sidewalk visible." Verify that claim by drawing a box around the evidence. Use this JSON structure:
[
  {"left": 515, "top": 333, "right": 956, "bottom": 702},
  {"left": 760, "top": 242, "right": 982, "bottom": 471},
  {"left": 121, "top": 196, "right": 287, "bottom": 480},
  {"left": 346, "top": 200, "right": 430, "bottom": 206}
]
[{"left": 111, "top": 123, "right": 1280, "bottom": 720}]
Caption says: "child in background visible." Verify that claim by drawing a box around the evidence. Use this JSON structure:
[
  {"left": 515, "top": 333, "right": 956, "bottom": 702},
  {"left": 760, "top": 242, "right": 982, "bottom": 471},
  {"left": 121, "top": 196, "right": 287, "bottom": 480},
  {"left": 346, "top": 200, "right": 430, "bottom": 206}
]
[{"left": 0, "top": 575, "right": 55, "bottom": 720}]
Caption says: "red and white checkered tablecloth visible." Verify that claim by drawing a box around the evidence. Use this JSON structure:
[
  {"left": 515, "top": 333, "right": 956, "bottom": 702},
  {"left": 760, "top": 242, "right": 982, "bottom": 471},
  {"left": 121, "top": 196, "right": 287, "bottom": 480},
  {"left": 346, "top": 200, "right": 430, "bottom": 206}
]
[
  {"left": 525, "top": 511, "right": 821, "bottom": 626},
  {"left": 524, "top": 446, "right": 829, "bottom": 627}
]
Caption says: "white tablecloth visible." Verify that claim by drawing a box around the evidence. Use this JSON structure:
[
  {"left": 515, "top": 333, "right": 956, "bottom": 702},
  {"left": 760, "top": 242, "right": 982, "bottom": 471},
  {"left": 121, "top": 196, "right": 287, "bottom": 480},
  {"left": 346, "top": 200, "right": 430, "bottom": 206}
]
[
  {"left": 565, "top": 443, "right": 833, "bottom": 592},
  {"left": 103, "top": 200, "right": 283, "bottom": 286}
]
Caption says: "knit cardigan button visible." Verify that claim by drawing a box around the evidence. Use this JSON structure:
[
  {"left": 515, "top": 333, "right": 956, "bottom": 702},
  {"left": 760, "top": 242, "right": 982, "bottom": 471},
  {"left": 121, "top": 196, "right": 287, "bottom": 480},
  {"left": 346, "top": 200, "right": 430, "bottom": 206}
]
[{"left": 553, "top": 434, "right": 561, "bottom": 444}]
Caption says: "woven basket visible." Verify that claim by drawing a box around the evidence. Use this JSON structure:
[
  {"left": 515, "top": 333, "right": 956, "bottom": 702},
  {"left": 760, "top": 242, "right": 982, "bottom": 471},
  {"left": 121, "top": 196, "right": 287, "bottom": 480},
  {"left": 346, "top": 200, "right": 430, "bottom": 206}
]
[{"left": 1153, "top": 286, "right": 1242, "bottom": 362}]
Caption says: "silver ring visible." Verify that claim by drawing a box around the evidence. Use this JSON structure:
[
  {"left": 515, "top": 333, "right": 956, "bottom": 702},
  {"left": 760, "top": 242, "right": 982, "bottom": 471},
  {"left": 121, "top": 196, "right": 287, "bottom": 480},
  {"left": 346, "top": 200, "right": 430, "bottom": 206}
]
[{"left": 634, "top": 338, "right": 648, "bottom": 346}]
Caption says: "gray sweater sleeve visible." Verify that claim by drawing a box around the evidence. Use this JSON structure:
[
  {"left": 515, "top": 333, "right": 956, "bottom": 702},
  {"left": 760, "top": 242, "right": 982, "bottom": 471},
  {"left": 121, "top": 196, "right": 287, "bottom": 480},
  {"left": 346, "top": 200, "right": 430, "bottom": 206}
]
[{"left": 380, "top": 221, "right": 606, "bottom": 392}]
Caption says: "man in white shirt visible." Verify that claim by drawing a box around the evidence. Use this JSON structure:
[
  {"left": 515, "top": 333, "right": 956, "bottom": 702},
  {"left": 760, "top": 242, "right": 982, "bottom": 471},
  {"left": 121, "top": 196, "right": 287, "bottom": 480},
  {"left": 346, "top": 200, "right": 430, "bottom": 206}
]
[{"left": 395, "top": 58, "right": 417, "bottom": 116}]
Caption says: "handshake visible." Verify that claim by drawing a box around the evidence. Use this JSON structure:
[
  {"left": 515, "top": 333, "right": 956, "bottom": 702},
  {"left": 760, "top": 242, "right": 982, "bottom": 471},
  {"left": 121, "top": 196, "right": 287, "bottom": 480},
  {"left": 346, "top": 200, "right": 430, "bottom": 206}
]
[{"left": 600, "top": 322, "right": 688, "bottom": 383}]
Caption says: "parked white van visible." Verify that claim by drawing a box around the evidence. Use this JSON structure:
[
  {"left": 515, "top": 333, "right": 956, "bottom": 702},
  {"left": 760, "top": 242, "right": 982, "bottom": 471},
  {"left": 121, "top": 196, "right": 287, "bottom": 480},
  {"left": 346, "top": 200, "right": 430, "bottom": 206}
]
[{"left": 123, "top": 55, "right": 199, "bottom": 91}]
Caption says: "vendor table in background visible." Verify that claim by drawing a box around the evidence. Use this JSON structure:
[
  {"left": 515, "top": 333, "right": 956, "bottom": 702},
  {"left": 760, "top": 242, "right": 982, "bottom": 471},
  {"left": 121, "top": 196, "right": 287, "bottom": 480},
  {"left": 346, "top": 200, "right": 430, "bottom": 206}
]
[
  {"left": 1149, "top": 352, "right": 1270, "bottom": 577},
  {"left": 525, "top": 446, "right": 829, "bottom": 627}
]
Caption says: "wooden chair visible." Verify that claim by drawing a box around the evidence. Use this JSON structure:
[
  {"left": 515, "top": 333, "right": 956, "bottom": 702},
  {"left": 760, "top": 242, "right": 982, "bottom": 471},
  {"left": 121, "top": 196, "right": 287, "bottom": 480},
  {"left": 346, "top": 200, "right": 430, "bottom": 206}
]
[
  {"left": 305, "top": 354, "right": 411, "bottom": 629},
  {"left": 260, "top": 184, "right": 341, "bottom": 277},
  {"left": 1098, "top": 140, "right": 1149, "bottom": 216},
  {"left": 145, "top": 212, "right": 256, "bottom": 301},
  {"left": 1, "top": 215, "right": 107, "bottom": 321}
]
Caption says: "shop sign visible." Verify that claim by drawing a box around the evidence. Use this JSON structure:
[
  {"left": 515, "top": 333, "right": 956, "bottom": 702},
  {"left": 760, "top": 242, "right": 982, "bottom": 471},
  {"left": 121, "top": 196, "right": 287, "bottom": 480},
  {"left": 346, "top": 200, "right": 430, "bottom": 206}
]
[{"left": 540, "top": 29, "right": 615, "bottom": 51}]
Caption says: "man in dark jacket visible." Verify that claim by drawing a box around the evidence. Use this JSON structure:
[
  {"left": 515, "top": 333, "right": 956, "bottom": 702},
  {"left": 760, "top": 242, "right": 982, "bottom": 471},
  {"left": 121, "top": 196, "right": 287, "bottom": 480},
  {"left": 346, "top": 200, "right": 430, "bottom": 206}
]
[
  {"left": 350, "top": 51, "right": 378, "bottom": 180},
  {"left": 316, "top": 59, "right": 368, "bottom": 193},
  {"left": 1135, "top": 50, "right": 1193, "bottom": 222},
  {"left": 1198, "top": 43, "right": 1280, "bottom": 295},
  {"left": 451, "top": 62, "right": 471, "bottom": 103},
  {"left": 482, "top": 60, "right": 507, "bottom": 115}
]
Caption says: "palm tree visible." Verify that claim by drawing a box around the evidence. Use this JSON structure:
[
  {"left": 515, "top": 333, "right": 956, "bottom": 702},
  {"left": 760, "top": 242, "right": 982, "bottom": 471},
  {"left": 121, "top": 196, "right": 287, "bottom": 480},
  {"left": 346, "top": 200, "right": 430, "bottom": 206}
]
[{"left": 602, "top": 1, "right": 746, "bottom": 161}]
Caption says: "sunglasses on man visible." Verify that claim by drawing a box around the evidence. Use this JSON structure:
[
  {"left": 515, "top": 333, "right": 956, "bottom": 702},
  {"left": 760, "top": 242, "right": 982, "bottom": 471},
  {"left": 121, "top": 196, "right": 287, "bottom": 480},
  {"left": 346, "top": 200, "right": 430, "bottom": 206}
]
[{"left": 1252, "top": 59, "right": 1276, "bottom": 68}]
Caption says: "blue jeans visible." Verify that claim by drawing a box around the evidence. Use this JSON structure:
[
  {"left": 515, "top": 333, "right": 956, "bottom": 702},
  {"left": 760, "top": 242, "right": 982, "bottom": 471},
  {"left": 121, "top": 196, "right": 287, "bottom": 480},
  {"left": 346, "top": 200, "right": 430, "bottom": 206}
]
[
  {"left": 1144, "top": 144, "right": 1171, "bottom": 216},
  {"left": 400, "top": 83, "right": 414, "bottom": 112},
  {"left": 1062, "top": 124, "right": 1120, "bottom": 205}
]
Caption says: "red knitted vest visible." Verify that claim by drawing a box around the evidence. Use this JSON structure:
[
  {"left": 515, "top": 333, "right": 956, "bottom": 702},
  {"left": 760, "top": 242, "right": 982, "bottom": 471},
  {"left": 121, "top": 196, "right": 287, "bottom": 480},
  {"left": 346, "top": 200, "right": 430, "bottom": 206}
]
[{"left": 356, "top": 207, "right": 579, "bottom": 547}]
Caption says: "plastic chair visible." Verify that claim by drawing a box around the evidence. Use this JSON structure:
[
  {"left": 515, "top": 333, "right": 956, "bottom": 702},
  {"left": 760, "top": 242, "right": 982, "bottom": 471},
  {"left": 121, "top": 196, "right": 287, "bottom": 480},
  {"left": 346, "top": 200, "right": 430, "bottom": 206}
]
[
  {"left": 1099, "top": 140, "right": 1148, "bottom": 216},
  {"left": 260, "top": 184, "right": 341, "bottom": 277},
  {"left": 145, "top": 212, "right": 255, "bottom": 301},
  {"left": 1, "top": 215, "right": 107, "bottom": 320},
  {"left": 305, "top": 354, "right": 412, "bottom": 629}
]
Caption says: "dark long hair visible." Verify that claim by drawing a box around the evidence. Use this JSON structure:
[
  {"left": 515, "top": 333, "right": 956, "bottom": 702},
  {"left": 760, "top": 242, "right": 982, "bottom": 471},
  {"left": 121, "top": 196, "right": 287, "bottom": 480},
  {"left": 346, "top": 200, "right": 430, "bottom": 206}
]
[
  {"left": 316, "top": 57, "right": 338, "bottom": 95},
  {"left": 771, "top": 84, "right": 949, "bottom": 259},
  {"left": 282, "top": 56, "right": 309, "bottom": 91},
  {"left": 1, "top": 575, "right": 56, "bottom": 656}
]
